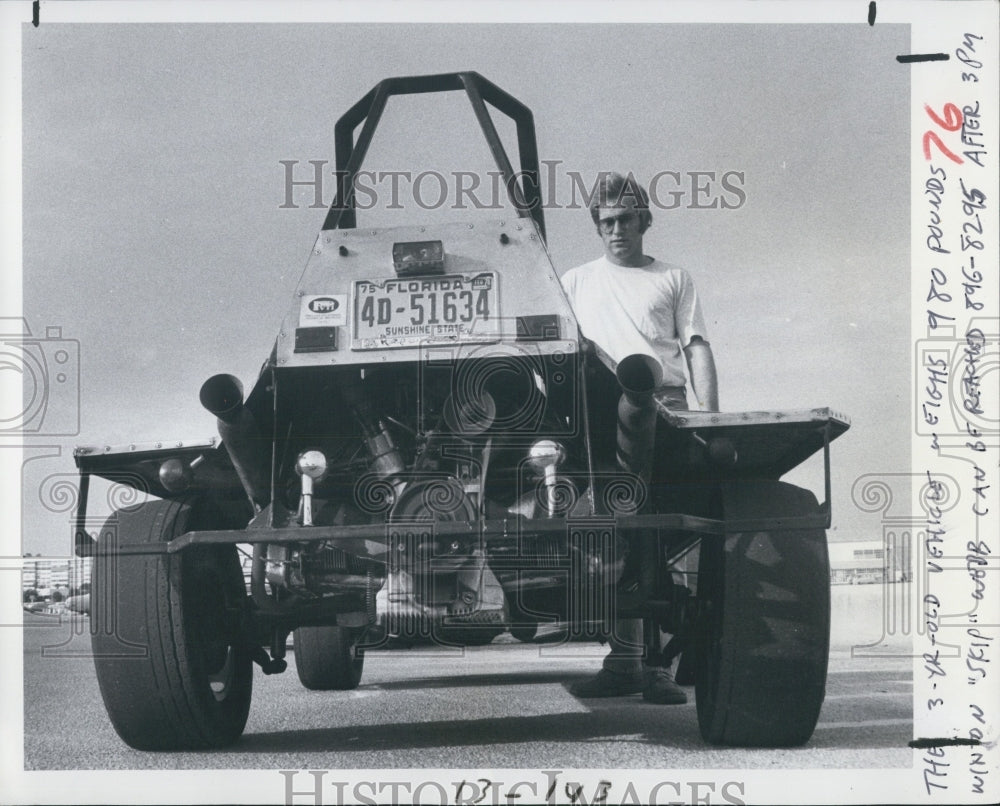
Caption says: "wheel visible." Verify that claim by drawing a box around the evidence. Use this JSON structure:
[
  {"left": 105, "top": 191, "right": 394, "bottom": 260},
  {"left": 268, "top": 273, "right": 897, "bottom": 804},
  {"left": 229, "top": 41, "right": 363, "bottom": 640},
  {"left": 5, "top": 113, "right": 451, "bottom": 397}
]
[
  {"left": 91, "top": 497, "right": 253, "bottom": 750},
  {"left": 507, "top": 602, "right": 540, "bottom": 642},
  {"left": 695, "top": 481, "right": 830, "bottom": 747},
  {"left": 293, "top": 625, "right": 365, "bottom": 690},
  {"left": 509, "top": 621, "right": 539, "bottom": 643},
  {"left": 438, "top": 625, "right": 504, "bottom": 646}
]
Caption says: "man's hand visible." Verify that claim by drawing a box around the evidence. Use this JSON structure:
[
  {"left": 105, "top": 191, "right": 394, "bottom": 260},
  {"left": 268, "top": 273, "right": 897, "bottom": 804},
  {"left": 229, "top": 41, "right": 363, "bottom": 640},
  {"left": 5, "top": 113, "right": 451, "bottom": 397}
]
[{"left": 683, "top": 337, "right": 719, "bottom": 412}]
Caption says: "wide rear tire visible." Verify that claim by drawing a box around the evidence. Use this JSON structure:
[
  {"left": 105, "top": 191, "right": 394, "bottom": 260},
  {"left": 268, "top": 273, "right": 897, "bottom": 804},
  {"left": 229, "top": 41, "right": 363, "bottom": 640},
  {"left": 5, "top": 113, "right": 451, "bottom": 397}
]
[
  {"left": 695, "top": 481, "right": 830, "bottom": 747},
  {"left": 91, "top": 497, "right": 253, "bottom": 750},
  {"left": 293, "top": 625, "right": 365, "bottom": 690}
]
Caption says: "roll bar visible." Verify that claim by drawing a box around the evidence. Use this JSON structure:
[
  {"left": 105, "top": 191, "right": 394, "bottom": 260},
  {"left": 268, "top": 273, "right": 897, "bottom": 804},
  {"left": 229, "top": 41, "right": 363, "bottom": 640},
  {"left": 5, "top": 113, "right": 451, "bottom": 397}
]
[{"left": 321, "top": 71, "right": 546, "bottom": 240}]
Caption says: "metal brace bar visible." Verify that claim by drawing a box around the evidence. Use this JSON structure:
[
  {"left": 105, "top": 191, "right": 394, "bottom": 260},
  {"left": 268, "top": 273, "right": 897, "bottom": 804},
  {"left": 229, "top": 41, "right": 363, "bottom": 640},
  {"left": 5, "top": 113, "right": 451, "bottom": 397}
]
[{"left": 73, "top": 471, "right": 94, "bottom": 557}]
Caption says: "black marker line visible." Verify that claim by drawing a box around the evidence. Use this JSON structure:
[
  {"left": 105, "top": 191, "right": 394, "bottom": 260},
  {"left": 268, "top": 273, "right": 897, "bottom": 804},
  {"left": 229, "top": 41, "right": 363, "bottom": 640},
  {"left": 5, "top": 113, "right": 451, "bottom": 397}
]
[
  {"left": 897, "top": 53, "right": 950, "bottom": 63},
  {"left": 909, "top": 737, "right": 982, "bottom": 748},
  {"left": 33, "top": 0, "right": 39, "bottom": 27},
  {"left": 868, "top": 2, "right": 876, "bottom": 26}
]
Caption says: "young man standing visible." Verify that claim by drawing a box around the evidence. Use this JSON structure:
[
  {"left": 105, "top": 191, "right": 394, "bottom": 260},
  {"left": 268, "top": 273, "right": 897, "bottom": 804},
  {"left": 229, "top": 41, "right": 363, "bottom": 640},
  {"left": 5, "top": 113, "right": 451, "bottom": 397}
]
[{"left": 560, "top": 172, "right": 718, "bottom": 703}]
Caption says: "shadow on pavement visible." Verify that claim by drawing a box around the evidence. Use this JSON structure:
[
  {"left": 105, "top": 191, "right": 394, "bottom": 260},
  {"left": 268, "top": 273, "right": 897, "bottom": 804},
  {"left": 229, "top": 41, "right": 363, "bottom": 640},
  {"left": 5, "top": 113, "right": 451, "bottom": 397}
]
[{"left": 230, "top": 704, "right": 705, "bottom": 754}]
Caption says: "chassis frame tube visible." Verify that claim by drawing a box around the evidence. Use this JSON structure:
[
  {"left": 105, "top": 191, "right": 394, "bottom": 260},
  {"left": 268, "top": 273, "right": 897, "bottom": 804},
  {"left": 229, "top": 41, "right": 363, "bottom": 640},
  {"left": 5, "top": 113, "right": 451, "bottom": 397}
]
[{"left": 97, "top": 505, "right": 831, "bottom": 557}]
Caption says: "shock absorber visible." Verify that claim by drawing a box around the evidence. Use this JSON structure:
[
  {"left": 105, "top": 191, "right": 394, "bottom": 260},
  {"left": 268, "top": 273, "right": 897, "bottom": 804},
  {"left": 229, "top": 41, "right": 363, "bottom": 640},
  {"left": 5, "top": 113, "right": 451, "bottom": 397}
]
[{"left": 341, "top": 373, "right": 406, "bottom": 485}]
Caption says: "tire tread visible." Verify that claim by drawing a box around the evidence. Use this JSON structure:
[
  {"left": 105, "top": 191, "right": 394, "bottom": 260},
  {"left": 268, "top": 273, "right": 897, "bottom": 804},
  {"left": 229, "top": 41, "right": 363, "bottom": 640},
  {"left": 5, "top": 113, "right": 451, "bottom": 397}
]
[
  {"left": 91, "top": 498, "right": 252, "bottom": 750},
  {"left": 696, "top": 481, "right": 830, "bottom": 747}
]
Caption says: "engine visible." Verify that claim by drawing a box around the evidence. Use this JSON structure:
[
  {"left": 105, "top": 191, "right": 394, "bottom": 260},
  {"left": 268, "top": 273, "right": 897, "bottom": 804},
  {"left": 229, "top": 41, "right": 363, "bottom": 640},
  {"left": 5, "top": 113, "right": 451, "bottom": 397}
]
[{"left": 201, "top": 346, "right": 613, "bottom": 640}]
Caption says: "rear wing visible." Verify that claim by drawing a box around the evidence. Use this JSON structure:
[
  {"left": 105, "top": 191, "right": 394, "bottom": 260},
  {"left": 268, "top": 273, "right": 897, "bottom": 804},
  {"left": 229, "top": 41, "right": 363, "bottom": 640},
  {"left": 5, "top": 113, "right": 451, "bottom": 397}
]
[
  {"left": 658, "top": 406, "right": 851, "bottom": 520},
  {"left": 72, "top": 438, "right": 247, "bottom": 556}
]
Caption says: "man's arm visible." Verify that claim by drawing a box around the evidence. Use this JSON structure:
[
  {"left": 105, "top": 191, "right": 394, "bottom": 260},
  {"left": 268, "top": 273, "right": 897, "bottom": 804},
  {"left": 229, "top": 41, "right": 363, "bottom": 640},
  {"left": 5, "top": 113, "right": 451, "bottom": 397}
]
[{"left": 683, "top": 336, "right": 719, "bottom": 412}]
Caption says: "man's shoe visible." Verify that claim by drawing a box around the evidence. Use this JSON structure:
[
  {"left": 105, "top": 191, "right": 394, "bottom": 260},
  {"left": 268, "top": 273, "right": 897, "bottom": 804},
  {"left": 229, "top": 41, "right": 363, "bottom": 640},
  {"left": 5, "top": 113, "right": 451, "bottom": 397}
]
[
  {"left": 570, "top": 668, "right": 644, "bottom": 698},
  {"left": 642, "top": 667, "right": 688, "bottom": 704}
]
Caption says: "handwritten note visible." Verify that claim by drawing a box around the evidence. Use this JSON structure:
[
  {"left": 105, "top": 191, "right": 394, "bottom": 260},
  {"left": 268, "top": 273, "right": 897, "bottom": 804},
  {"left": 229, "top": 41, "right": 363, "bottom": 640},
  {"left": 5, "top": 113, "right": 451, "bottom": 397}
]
[{"left": 913, "top": 23, "right": 998, "bottom": 803}]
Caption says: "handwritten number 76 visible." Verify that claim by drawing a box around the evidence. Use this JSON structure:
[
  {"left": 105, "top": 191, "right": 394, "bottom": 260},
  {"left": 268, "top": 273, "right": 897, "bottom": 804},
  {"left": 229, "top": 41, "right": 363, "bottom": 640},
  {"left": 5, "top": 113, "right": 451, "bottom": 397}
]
[{"left": 923, "top": 103, "right": 964, "bottom": 164}]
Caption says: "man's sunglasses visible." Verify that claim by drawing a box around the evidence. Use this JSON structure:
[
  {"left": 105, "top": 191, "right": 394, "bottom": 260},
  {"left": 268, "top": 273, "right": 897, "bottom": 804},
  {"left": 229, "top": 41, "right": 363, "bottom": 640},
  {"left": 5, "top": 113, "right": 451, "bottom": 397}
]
[{"left": 597, "top": 212, "right": 640, "bottom": 233}]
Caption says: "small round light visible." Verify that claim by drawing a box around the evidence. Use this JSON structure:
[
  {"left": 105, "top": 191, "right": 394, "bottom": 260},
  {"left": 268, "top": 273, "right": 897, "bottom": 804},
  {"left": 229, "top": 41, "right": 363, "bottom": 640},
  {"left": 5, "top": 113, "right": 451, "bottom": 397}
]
[
  {"left": 159, "top": 457, "right": 192, "bottom": 492},
  {"left": 707, "top": 437, "right": 738, "bottom": 466},
  {"left": 295, "top": 449, "right": 328, "bottom": 480},
  {"left": 527, "top": 439, "right": 565, "bottom": 471}
]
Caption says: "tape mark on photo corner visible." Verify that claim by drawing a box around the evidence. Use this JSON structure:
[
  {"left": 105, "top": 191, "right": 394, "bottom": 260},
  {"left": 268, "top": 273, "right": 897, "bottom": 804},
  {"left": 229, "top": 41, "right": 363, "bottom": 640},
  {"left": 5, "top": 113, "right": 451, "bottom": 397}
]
[
  {"left": 909, "top": 737, "right": 982, "bottom": 748},
  {"left": 897, "top": 54, "right": 951, "bottom": 64}
]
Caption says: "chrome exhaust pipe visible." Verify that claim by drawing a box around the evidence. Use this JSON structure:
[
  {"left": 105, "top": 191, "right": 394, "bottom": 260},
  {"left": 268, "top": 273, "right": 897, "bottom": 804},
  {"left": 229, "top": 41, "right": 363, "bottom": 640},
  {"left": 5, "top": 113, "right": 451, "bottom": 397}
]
[
  {"left": 200, "top": 373, "right": 270, "bottom": 508},
  {"left": 615, "top": 353, "right": 663, "bottom": 484}
]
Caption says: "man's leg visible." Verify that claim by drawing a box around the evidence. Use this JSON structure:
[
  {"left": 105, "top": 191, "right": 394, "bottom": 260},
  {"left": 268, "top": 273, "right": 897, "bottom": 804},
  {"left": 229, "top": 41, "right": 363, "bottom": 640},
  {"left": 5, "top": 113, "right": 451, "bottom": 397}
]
[
  {"left": 570, "top": 618, "right": 644, "bottom": 697},
  {"left": 570, "top": 375, "right": 689, "bottom": 702},
  {"left": 641, "top": 622, "right": 687, "bottom": 705},
  {"left": 570, "top": 618, "right": 687, "bottom": 702}
]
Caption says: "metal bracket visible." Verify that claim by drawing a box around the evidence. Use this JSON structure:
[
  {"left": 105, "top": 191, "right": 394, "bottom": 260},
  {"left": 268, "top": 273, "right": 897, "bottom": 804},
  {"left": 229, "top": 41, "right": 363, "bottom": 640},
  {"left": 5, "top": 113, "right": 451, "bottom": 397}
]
[{"left": 73, "top": 471, "right": 95, "bottom": 557}]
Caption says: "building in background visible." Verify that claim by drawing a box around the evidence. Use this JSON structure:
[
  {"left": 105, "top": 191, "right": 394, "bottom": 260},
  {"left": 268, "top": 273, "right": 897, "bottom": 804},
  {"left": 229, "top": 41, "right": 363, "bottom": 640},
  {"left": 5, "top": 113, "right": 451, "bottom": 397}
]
[
  {"left": 24, "top": 545, "right": 904, "bottom": 595},
  {"left": 829, "top": 538, "right": 911, "bottom": 585},
  {"left": 22, "top": 556, "right": 92, "bottom": 598}
]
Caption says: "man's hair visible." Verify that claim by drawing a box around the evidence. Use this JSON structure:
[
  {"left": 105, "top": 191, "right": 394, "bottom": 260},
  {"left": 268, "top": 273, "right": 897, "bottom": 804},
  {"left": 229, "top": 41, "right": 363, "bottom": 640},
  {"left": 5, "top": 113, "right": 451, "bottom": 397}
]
[{"left": 588, "top": 172, "right": 653, "bottom": 233}]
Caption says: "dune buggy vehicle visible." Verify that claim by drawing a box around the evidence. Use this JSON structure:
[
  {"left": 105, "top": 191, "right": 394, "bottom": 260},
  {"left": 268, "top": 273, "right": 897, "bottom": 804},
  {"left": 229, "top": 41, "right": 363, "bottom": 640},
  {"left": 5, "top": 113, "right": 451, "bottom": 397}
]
[{"left": 74, "top": 72, "right": 849, "bottom": 751}]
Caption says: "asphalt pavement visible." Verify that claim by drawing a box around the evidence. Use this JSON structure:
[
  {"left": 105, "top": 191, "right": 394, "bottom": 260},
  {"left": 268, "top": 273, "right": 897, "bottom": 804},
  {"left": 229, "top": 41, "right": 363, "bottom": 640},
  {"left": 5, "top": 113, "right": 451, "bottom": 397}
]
[{"left": 20, "top": 610, "right": 912, "bottom": 772}]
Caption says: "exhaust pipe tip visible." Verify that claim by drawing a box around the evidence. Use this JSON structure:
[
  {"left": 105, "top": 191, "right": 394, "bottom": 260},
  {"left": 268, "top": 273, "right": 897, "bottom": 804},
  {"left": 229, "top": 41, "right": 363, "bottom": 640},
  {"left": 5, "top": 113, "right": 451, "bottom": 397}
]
[
  {"left": 616, "top": 354, "right": 662, "bottom": 397},
  {"left": 615, "top": 354, "right": 662, "bottom": 487},
  {"left": 200, "top": 373, "right": 245, "bottom": 423}
]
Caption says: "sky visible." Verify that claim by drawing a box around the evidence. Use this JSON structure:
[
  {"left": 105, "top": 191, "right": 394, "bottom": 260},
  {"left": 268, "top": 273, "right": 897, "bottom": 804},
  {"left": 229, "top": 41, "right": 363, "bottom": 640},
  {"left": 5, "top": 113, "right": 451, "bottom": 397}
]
[{"left": 13, "top": 19, "right": 911, "bottom": 554}]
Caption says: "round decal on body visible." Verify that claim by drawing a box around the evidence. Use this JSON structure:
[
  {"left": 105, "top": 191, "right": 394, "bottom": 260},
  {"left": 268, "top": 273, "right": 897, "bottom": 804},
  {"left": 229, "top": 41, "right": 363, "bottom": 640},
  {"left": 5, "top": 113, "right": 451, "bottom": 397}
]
[{"left": 300, "top": 295, "right": 347, "bottom": 326}]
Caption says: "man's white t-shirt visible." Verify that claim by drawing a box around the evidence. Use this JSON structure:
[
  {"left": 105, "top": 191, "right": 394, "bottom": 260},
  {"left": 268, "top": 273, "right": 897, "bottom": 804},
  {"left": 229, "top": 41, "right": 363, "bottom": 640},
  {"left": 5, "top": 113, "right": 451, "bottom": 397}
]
[{"left": 560, "top": 256, "right": 709, "bottom": 389}]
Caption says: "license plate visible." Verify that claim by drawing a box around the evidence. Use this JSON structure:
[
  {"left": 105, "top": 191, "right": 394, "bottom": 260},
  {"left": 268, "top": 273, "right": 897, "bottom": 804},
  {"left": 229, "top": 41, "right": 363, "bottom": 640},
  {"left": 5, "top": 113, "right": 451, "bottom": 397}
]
[{"left": 352, "top": 273, "right": 499, "bottom": 349}]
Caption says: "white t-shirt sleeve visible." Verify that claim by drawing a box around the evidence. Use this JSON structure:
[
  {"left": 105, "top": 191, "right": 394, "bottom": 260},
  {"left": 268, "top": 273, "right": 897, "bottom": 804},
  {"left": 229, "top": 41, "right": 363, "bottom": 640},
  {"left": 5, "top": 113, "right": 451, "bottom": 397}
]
[
  {"left": 673, "top": 269, "right": 710, "bottom": 349},
  {"left": 559, "top": 269, "right": 577, "bottom": 304}
]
